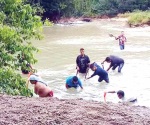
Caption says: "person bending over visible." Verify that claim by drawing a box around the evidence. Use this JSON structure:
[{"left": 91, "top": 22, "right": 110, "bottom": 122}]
[
  {"left": 102, "top": 55, "right": 124, "bottom": 73},
  {"left": 66, "top": 76, "right": 83, "bottom": 89},
  {"left": 29, "top": 75, "right": 53, "bottom": 97},
  {"left": 86, "top": 62, "right": 109, "bottom": 83}
]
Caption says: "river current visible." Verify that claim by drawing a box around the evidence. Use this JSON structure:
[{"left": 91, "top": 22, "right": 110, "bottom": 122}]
[{"left": 33, "top": 19, "right": 150, "bottom": 107}]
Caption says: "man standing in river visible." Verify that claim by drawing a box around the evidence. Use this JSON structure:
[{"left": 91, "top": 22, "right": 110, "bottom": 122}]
[
  {"left": 115, "top": 31, "right": 127, "bottom": 50},
  {"left": 76, "top": 48, "right": 90, "bottom": 77}
]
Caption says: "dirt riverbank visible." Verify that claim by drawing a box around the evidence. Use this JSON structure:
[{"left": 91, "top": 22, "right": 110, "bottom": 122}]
[{"left": 0, "top": 94, "right": 150, "bottom": 125}]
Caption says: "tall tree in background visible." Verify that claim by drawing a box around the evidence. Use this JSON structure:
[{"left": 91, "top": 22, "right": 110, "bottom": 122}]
[{"left": 31, "top": 0, "right": 150, "bottom": 20}]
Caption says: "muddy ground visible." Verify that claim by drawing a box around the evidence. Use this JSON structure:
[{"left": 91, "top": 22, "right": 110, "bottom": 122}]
[{"left": 0, "top": 94, "right": 150, "bottom": 125}]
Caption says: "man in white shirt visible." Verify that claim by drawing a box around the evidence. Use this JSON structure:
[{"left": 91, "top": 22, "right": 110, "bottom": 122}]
[{"left": 104, "top": 90, "right": 137, "bottom": 103}]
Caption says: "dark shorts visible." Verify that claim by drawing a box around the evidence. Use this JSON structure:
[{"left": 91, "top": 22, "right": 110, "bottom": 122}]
[
  {"left": 79, "top": 68, "right": 88, "bottom": 73},
  {"left": 22, "top": 69, "right": 29, "bottom": 74},
  {"left": 112, "top": 63, "right": 124, "bottom": 72},
  {"left": 98, "top": 75, "right": 109, "bottom": 83}
]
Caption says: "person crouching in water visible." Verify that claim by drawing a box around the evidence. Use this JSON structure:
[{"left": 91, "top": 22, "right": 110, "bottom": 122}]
[
  {"left": 29, "top": 75, "right": 53, "bottom": 97},
  {"left": 66, "top": 76, "right": 83, "bottom": 89},
  {"left": 86, "top": 62, "right": 109, "bottom": 83},
  {"left": 104, "top": 90, "right": 137, "bottom": 103}
]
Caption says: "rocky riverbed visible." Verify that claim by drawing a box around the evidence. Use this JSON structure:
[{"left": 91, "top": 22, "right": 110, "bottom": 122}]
[{"left": 0, "top": 94, "right": 150, "bottom": 125}]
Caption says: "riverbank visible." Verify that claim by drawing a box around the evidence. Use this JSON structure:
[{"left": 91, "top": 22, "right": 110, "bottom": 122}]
[
  {"left": 56, "top": 11, "right": 150, "bottom": 28},
  {"left": 1, "top": 94, "right": 150, "bottom": 125}
]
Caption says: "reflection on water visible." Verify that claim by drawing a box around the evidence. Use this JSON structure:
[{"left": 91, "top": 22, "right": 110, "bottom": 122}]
[{"left": 33, "top": 19, "right": 150, "bottom": 107}]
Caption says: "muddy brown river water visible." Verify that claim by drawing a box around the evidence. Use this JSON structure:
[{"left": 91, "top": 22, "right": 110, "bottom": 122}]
[{"left": 33, "top": 18, "right": 150, "bottom": 107}]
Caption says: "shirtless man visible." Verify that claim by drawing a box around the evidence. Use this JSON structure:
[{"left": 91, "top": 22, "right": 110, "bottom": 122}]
[{"left": 29, "top": 75, "right": 53, "bottom": 97}]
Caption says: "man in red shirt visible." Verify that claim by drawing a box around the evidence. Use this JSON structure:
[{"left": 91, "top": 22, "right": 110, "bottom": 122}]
[{"left": 115, "top": 31, "right": 127, "bottom": 50}]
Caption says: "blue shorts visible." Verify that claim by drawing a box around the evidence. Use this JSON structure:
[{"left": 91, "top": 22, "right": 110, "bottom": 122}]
[{"left": 119, "top": 44, "right": 124, "bottom": 50}]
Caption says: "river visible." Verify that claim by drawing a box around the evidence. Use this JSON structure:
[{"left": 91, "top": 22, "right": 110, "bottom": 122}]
[{"left": 33, "top": 19, "right": 150, "bottom": 107}]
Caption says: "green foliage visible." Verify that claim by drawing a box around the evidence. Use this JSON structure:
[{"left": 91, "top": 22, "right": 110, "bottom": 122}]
[
  {"left": 30, "top": 0, "right": 150, "bottom": 19},
  {"left": 0, "top": 0, "right": 43, "bottom": 96},
  {"left": 44, "top": 18, "right": 53, "bottom": 26},
  {"left": 127, "top": 10, "right": 150, "bottom": 26},
  {"left": 0, "top": 68, "right": 33, "bottom": 96}
]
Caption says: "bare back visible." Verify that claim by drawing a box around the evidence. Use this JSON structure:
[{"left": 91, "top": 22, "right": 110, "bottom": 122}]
[{"left": 35, "top": 82, "right": 51, "bottom": 97}]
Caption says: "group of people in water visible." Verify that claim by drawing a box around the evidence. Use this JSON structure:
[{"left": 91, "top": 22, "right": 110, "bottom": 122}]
[{"left": 27, "top": 31, "right": 137, "bottom": 103}]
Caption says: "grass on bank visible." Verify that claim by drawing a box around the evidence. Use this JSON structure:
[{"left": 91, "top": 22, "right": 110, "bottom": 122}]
[{"left": 119, "top": 10, "right": 150, "bottom": 26}]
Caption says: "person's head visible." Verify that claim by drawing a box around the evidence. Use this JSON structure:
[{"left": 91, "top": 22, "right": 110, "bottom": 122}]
[
  {"left": 80, "top": 48, "right": 84, "bottom": 56},
  {"left": 72, "top": 76, "right": 78, "bottom": 84},
  {"left": 121, "top": 31, "right": 124, "bottom": 36},
  {"left": 105, "top": 57, "right": 111, "bottom": 63},
  {"left": 90, "top": 63, "right": 97, "bottom": 71},
  {"left": 117, "top": 90, "right": 125, "bottom": 99},
  {"left": 29, "top": 75, "right": 39, "bottom": 84}
]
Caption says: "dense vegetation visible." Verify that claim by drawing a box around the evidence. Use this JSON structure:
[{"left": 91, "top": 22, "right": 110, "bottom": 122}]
[
  {"left": 29, "top": 0, "right": 150, "bottom": 21},
  {"left": 126, "top": 10, "right": 150, "bottom": 26},
  {"left": 0, "top": 0, "right": 43, "bottom": 96}
]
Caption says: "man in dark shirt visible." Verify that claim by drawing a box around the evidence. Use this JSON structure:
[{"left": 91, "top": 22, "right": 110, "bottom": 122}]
[
  {"left": 86, "top": 62, "right": 109, "bottom": 83},
  {"left": 101, "top": 55, "right": 124, "bottom": 73},
  {"left": 76, "top": 48, "right": 90, "bottom": 74}
]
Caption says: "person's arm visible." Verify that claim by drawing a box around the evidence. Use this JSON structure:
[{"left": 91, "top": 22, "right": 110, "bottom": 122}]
[
  {"left": 86, "top": 76, "right": 92, "bottom": 79},
  {"left": 107, "top": 91, "right": 116, "bottom": 93},
  {"left": 78, "top": 79, "right": 83, "bottom": 89},
  {"left": 34, "top": 87, "right": 38, "bottom": 94},
  {"left": 101, "top": 60, "right": 106, "bottom": 64},
  {"left": 76, "top": 56, "right": 80, "bottom": 71},
  {"left": 87, "top": 56, "right": 90, "bottom": 65},
  {"left": 66, "top": 84, "right": 69, "bottom": 89},
  {"left": 115, "top": 35, "right": 120, "bottom": 40},
  {"left": 66, "top": 78, "right": 69, "bottom": 89},
  {"left": 86, "top": 72, "right": 96, "bottom": 79},
  {"left": 106, "top": 62, "right": 112, "bottom": 71},
  {"left": 115, "top": 37, "right": 119, "bottom": 40},
  {"left": 29, "top": 64, "right": 33, "bottom": 70}
]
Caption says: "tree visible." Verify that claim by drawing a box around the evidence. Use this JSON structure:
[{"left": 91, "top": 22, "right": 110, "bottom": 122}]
[{"left": 0, "top": 0, "right": 43, "bottom": 96}]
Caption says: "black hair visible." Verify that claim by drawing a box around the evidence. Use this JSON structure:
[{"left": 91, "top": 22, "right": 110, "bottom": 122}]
[
  {"left": 73, "top": 76, "right": 78, "bottom": 82},
  {"left": 80, "top": 48, "right": 84, "bottom": 51},
  {"left": 117, "top": 90, "right": 125, "bottom": 97},
  {"left": 105, "top": 57, "right": 111, "bottom": 62},
  {"left": 90, "top": 62, "right": 95, "bottom": 69}
]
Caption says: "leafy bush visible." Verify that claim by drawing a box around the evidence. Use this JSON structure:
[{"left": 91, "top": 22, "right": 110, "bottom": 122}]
[
  {"left": 127, "top": 10, "right": 150, "bottom": 26},
  {"left": 0, "top": 0, "right": 43, "bottom": 96},
  {"left": 0, "top": 68, "right": 33, "bottom": 96}
]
